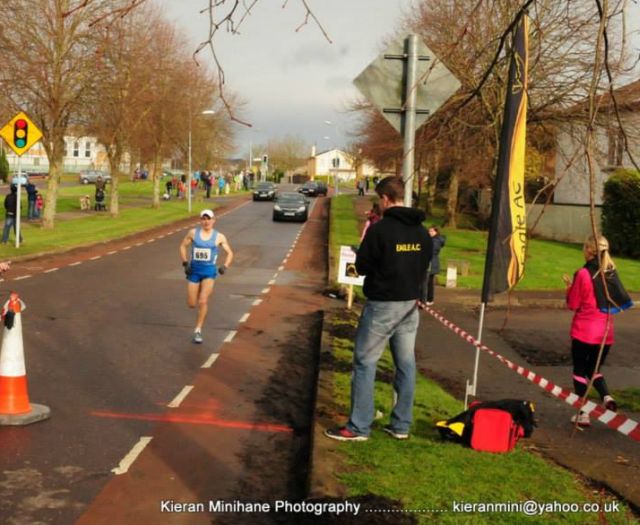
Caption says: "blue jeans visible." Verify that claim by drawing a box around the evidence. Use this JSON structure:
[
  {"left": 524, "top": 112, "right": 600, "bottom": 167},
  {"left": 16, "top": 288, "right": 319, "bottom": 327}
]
[
  {"left": 2, "top": 216, "right": 22, "bottom": 243},
  {"left": 346, "top": 300, "right": 419, "bottom": 436},
  {"left": 27, "top": 200, "right": 36, "bottom": 219}
]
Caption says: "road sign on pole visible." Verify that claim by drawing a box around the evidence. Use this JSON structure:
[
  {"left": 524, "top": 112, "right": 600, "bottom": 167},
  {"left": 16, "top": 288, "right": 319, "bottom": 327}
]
[
  {"left": 0, "top": 112, "right": 43, "bottom": 157},
  {"left": 0, "top": 112, "right": 44, "bottom": 248},
  {"left": 354, "top": 35, "right": 460, "bottom": 205}
]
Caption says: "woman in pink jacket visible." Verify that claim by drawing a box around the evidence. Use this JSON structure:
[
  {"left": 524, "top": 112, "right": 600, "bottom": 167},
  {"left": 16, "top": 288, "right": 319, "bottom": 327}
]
[{"left": 564, "top": 235, "right": 628, "bottom": 427}]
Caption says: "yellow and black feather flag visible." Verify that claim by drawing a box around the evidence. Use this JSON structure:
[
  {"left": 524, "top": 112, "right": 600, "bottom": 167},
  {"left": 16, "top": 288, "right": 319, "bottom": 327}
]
[{"left": 481, "top": 15, "right": 529, "bottom": 303}]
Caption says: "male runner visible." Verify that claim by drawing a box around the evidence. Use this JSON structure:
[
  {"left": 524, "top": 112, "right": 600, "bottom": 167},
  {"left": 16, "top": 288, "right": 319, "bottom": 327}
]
[{"left": 179, "top": 209, "right": 234, "bottom": 343}]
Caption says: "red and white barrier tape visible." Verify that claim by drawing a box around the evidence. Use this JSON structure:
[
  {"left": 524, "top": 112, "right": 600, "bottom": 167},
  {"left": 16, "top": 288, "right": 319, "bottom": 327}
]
[{"left": 424, "top": 307, "right": 640, "bottom": 442}]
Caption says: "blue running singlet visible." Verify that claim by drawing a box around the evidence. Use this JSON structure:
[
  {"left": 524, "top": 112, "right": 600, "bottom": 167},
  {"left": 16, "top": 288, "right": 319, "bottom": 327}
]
[{"left": 188, "top": 228, "right": 219, "bottom": 283}]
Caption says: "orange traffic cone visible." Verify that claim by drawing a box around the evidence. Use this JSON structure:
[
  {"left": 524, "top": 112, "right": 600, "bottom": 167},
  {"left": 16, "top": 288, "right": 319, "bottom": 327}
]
[{"left": 0, "top": 292, "right": 50, "bottom": 425}]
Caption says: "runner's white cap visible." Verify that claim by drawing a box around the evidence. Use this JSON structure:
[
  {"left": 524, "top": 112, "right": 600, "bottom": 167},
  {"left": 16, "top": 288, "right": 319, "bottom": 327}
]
[{"left": 200, "top": 209, "right": 215, "bottom": 218}]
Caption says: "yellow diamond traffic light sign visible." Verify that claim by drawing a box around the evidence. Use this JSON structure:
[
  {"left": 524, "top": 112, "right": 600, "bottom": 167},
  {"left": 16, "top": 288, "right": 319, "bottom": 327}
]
[{"left": 0, "top": 111, "right": 43, "bottom": 156}]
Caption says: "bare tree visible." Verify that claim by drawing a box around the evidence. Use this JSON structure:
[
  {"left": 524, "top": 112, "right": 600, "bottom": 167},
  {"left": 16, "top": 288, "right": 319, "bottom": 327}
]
[
  {"left": 0, "top": 0, "right": 124, "bottom": 228},
  {"left": 265, "top": 135, "right": 309, "bottom": 176},
  {"left": 85, "top": 4, "right": 162, "bottom": 216}
]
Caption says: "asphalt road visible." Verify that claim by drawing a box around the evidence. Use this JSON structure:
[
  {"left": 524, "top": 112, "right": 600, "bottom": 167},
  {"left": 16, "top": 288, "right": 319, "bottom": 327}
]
[{"left": 0, "top": 188, "right": 318, "bottom": 524}]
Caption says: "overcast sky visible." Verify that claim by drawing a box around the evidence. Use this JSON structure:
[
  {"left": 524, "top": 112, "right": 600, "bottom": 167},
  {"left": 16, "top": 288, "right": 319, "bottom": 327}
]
[
  {"left": 157, "top": 0, "right": 409, "bottom": 157},
  {"left": 157, "top": 1, "right": 640, "bottom": 159}
]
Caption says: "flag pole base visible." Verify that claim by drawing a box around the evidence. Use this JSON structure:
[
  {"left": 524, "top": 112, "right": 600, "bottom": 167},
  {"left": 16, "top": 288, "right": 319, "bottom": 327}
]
[{"left": 464, "top": 380, "right": 477, "bottom": 410}]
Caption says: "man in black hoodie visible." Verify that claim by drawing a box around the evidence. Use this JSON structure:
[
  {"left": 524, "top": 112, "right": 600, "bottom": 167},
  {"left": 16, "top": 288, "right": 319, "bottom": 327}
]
[
  {"left": 2, "top": 185, "right": 23, "bottom": 244},
  {"left": 326, "top": 176, "right": 432, "bottom": 441}
]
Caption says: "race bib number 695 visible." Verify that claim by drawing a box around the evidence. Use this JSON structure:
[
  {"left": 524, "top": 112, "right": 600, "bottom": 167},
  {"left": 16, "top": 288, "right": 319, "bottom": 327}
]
[{"left": 193, "top": 247, "right": 212, "bottom": 262}]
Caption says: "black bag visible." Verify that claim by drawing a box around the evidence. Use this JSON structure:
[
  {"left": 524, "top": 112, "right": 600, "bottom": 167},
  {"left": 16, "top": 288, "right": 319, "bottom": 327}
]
[
  {"left": 436, "top": 399, "right": 536, "bottom": 446},
  {"left": 585, "top": 259, "right": 633, "bottom": 314}
]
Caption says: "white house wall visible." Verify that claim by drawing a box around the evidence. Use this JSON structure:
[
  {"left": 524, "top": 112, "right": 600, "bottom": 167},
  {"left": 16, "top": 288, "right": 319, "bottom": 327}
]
[
  {"left": 554, "top": 115, "right": 640, "bottom": 205},
  {"left": 5, "top": 136, "right": 122, "bottom": 173}
]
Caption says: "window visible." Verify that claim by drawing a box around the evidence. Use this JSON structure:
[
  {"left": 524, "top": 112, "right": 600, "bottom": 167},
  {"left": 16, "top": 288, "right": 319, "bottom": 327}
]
[
  {"left": 73, "top": 141, "right": 79, "bottom": 158},
  {"left": 85, "top": 141, "right": 91, "bottom": 158},
  {"left": 607, "top": 128, "right": 624, "bottom": 167}
]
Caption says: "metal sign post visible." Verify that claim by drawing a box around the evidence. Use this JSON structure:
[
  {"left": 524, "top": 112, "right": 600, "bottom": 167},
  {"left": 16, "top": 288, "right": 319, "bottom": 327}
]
[
  {"left": 354, "top": 35, "right": 460, "bottom": 203},
  {"left": 16, "top": 157, "right": 22, "bottom": 248},
  {"left": 401, "top": 35, "right": 418, "bottom": 207}
]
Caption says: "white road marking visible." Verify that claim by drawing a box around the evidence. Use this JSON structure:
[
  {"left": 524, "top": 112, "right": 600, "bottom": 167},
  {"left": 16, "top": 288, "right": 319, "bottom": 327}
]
[
  {"left": 112, "top": 437, "right": 153, "bottom": 475},
  {"left": 278, "top": 266, "right": 284, "bottom": 271},
  {"left": 107, "top": 250, "right": 117, "bottom": 255},
  {"left": 167, "top": 385, "right": 194, "bottom": 408},
  {"left": 70, "top": 261, "right": 82, "bottom": 266},
  {"left": 44, "top": 268, "right": 59, "bottom": 273},
  {"left": 262, "top": 287, "right": 270, "bottom": 294},
  {"left": 122, "top": 246, "right": 131, "bottom": 250},
  {"left": 239, "top": 313, "right": 250, "bottom": 323},
  {"left": 135, "top": 242, "right": 143, "bottom": 247},
  {"left": 268, "top": 279, "right": 276, "bottom": 285},
  {"left": 252, "top": 299, "right": 262, "bottom": 306},
  {"left": 14, "top": 275, "right": 31, "bottom": 281},
  {"left": 89, "top": 256, "right": 101, "bottom": 261},
  {"left": 146, "top": 239, "right": 154, "bottom": 243},
  {"left": 224, "top": 330, "right": 237, "bottom": 343},
  {"left": 202, "top": 353, "right": 220, "bottom": 368}
]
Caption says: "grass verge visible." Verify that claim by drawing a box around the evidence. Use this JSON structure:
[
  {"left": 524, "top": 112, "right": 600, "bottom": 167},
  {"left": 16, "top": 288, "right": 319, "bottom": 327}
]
[
  {"left": 331, "top": 195, "right": 640, "bottom": 291},
  {"left": 0, "top": 180, "right": 246, "bottom": 259},
  {"left": 326, "top": 311, "right": 636, "bottom": 524}
]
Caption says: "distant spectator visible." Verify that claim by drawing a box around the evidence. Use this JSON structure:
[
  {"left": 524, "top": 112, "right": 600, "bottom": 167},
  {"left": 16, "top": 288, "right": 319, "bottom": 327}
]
[
  {"left": 357, "top": 179, "right": 365, "bottom": 196},
  {"left": 425, "top": 226, "right": 446, "bottom": 306},
  {"left": 360, "top": 203, "right": 382, "bottom": 241},
  {"left": 203, "top": 172, "right": 212, "bottom": 199},
  {"left": 94, "top": 187, "right": 106, "bottom": 211},
  {"left": 218, "top": 175, "right": 225, "bottom": 195},
  {"left": 95, "top": 175, "right": 106, "bottom": 192},
  {"left": 35, "top": 192, "right": 43, "bottom": 218},
  {"left": 2, "top": 185, "right": 23, "bottom": 244},
  {"left": 26, "top": 181, "right": 38, "bottom": 220}
]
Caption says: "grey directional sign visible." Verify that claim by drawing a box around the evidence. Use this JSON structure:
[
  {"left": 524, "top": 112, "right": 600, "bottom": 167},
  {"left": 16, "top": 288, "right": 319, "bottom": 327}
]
[{"left": 354, "top": 37, "right": 461, "bottom": 133}]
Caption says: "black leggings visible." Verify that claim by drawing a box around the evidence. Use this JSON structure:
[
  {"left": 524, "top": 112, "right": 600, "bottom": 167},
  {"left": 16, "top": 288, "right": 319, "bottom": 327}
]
[
  {"left": 426, "top": 274, "right": 435, "bottom": 302},
  {"left": 571, "top": 338, "right": 611, "bottom": 399}
]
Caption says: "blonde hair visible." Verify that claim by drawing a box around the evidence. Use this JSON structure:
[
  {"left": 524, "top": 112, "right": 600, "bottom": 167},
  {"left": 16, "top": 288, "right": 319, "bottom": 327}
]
[{"left": 584, "top": 235, "right": 615, "bottom": 271}]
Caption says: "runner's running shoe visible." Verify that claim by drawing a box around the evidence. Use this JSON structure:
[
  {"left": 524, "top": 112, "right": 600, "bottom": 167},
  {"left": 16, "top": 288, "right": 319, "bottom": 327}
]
[{"left": 192, "top": 330, "right": 203, "bottom": 344}]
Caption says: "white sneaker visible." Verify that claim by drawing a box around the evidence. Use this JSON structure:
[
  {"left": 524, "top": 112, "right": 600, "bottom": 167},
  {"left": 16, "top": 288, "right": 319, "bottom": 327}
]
[
  {"left": 603, "top": 395, "right": 617, "bottom": 412},
  {"left": 192, "top": 330, "right": 203, "bottom": 344},
  {"left": 570, "top": 412, "right": 591, "bottom": 427}
]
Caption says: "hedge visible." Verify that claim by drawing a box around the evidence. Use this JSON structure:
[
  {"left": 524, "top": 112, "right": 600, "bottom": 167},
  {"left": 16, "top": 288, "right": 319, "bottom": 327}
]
[{"left": 602, "top": 169, "right": 640, "bottom": 259}]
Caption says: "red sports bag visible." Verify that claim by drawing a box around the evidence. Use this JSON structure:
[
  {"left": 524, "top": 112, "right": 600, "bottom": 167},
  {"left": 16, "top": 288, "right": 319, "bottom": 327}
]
[{"left": 469, "top": 408, "right": 525, "bottom": 453}]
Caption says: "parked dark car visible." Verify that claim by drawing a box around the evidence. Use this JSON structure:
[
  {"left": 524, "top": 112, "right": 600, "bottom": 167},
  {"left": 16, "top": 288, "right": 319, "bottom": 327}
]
[
  {"left": 272, "top": 192, "right": 309, "bottom": 222},
  {"left": 298, "top": 181, "right": 328, "bottom": 197},
  {"left": 253, "top": 182, "right": 277, "bottom": 201}
]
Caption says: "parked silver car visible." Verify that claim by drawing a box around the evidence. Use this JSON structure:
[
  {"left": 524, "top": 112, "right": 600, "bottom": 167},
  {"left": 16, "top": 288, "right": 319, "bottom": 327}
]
[{"left": 79, "top": 170, "right": 111, "bottom": 185}]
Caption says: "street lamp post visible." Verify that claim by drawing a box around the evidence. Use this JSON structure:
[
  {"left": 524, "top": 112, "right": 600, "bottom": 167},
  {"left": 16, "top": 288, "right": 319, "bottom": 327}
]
[{"left": 188, "top": 109, "right": 216, "bottom": 214}]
